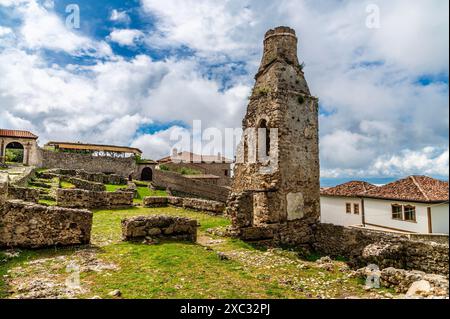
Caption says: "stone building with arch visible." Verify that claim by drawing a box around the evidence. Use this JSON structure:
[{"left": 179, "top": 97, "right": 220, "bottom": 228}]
[{"left": 0, "top": 129, "right": 40, "bottom": 166}]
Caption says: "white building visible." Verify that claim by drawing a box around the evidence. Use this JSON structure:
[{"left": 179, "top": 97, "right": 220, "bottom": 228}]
[{"left": 320, "top": 176, "right": 449, "bottom": 235}]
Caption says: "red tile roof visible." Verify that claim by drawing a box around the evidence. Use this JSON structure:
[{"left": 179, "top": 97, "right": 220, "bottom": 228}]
[
  {"left": 0, "top": 129, "right": 38, "bottom": 139},
  {"left": 320, "top": 181, "right": 377, "bottom": 197},
  {"left": 364, "top": 175, "right": 449, "bottom": 203}
]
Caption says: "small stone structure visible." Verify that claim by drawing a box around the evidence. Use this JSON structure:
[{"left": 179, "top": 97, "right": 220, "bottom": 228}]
[
  {"left": 153, "top": 169, "right": 230, "bottom": 202},
  {"left": 0, "top": 200, "right": 92, "bottom": 248},
  {"left": 143, "top": 196, "right": 225, "bottom": 215},
  {"left": 121, "top": 215, "right": 198, "bottom": 242},
  {"left": 227, "top": 26, "right": 320, "bottom": 245},
  {"left": 0, "top": 129, "right": 40, "bottom": 166},
  {"left": 56, "top": 189, "right": 133, "bottom": 209},
  {"left": 7, "top": 185, "right": 40, "bottom": 203}
]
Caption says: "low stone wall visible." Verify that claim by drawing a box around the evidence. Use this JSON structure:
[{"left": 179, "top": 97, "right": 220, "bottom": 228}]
[
  {"left": 122, "top": 215, "right": 198, "bottom": 242},
  {"left": 76, "top": 170, "right": 127, "bottom": 185},
  {"left": 0, "top": 200, "right": 92, "bottom": 248},
  {"left": 380, "top": 267, "right": 449, "bottom": 295},
  {"left": 0, "top": 173, "right": 8, "bottom": 206},
  {"left": 313, "top": 223, "right": 449, "bottom": 275},
  {"left": 60, "top": 176, "right": 106, "bottom": 192},
  {"left": 152, "top": 169, "right": 229, "bottom": 202},
  {"left": 7, "top": 186, "right": 40, "bottom": 203},
  {"left": 10, "top": 166, "right": 36, "bottom": 187},
  {"left": 56, "top": 189, "right": 133, "bottom": 209},
  {"left": 46, "top": 168, "right": 127, "bottom": 185},
  {"left": 143, "top": 196, "right": 225, "bottom": 215},
  {"left": 182, "top": 197, "right": 225, "bottom": 215},
  {"left": 40, "top": 149, "right": 136, "bottom": 177},
  {"left": 408, "top": 233, "right": 449, "bottom": 245},
  {"left": 353, "top": 266, "right": 448, "bottom": 297}
]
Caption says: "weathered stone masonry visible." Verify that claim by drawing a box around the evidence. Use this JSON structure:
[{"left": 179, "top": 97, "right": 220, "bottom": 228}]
[
  {"left": 122, "top": 215, "right": 198, "bottom": 243},
  {"left": 0, "top": 200, "right": 92, "bottom": 248},
  {"left": 56, "top": 188, "right": 133, "bottom": 209},
  {"left": 227, "top": 26, "right": 320, "bottom": 245},
  {"left": 314, "top": 223, "right": 449, "bottom": 275},
  {"left": 143, "top": 196, "right": 225, "bottom": 215},
  {"left": 153, "top": 169, "right": 230, "bottom": 203},
  {"left": 7, "top": 185, "right": 40, "bottom": 203},
  {"left": 40, "top": 150, "right": 136, "bottom": 177},
  {"left": 226, "top": 26, "right": 449, "bottom": 277}
]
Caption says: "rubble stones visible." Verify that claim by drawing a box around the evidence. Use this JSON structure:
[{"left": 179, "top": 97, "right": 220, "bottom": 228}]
[{"left": 121, "top": 215, "right": 198, "bottom": 243}]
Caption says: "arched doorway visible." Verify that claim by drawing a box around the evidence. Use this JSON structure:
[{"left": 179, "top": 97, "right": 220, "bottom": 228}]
[
  {"left": 5, "top": 142, "right": 24, "bottom": 164},
  {"left": 141, "top": 167, "right": 153, "bottom": 181}
]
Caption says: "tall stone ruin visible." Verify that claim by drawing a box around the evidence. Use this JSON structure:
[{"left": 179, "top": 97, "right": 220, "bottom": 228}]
[{"left": 227, "top": 26, "right": 320, "bottom": 245}]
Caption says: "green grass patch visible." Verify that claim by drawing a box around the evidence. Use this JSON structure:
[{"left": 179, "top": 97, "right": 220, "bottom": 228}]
[
  {"left": 105, "top": 184, "right": 126, "bottom": 192},
  {"left": 0, "top": 206, "right": 393, "bottom": 299},
  {"left": 38, "top": 199, "right": 57, "bottom": 206},
  {"left": 60, "top": 181, "right": 76, "bottom": 189}
]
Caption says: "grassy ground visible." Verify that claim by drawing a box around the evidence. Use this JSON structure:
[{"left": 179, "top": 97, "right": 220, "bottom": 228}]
[
  {"left": 104, "top": 184, "right": 167, "bottom": 204},
  {"left": 0, "top": 206, "right": 396, "bottom": 299}
]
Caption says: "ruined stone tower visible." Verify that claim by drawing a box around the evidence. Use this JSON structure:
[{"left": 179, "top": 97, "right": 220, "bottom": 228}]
[{"left": 227, "top": 26, "right": 320, "bottom": 245}]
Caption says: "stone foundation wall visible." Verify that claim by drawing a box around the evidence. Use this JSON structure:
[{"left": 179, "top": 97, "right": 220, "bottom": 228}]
[
  {"left": 379, "top": 267, "right": 448, "bottom": 295},
  {"left": 46, "top": 168, "right": 127, "bottom": 185},
  {"left": 56, "top": 189, "right": 133, "bottom": 209},
  {"left": 60, "top": 176, "right": 106, "bottom": 192},
  {"left": 0, "top": 200, "right": 92, "bottom": 248},
  {"left": 122, "top": 215, "right": 198, "bottom": 242},
  {"left": 7, "top": 186, "right": 40, "bottom": 203},
  {"left": 314, "top": 223, "right": 449, "bottom": 275},
  {"left": 10, "top": 166, "right": 36, "bottom": 187},
  {"left": 153, "top": 169, "right": 229, "bottom": 202},
  {"left": 143, "top": 196, "right": 225, "bottom": 215},
  {"left": 163, "top": 162, "right": 231, "bottom": 187},
  {"left": 0, "top": 173, "right": 8, "bottom": 206},
  {"left": 40, "top": 149, "right": 136, "bottom": 177}
]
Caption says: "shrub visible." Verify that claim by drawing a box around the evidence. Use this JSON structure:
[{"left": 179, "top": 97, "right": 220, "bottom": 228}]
[{"left": 159, "top": 164, "right": 169, "bottom": 171}]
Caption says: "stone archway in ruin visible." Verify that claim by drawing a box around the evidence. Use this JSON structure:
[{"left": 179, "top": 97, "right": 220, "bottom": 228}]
[
  {"left": 5, "top": 142, "right": 25, "bottom": 164},
  {"left": 141, "top": 167, "right": 153, "bottom": 181}
]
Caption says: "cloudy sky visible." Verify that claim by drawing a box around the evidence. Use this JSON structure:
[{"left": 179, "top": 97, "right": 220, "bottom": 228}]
[{"left": 0, "top": 0, "right": 448, "bottom": 182}]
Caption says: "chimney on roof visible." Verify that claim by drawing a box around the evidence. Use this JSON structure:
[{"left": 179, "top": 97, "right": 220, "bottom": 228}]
[{"left": 217, "top": 152, "right": 221, "bottom": 162}]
